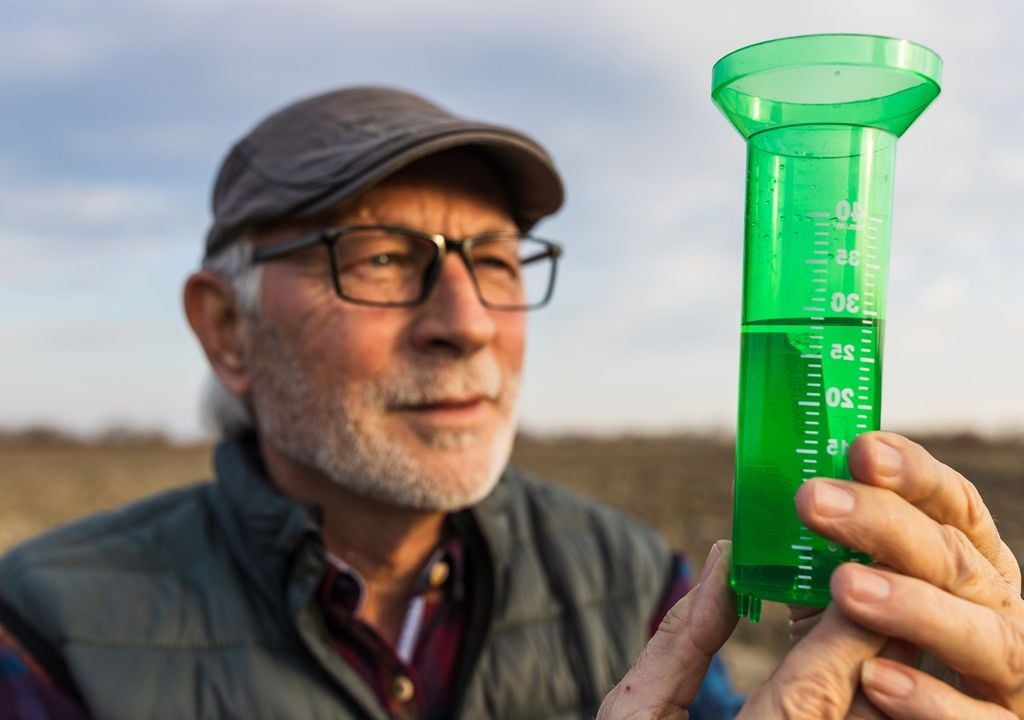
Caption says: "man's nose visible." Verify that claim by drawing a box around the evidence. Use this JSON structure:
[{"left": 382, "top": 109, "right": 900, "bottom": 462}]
[{"left": 409, "top": 255, "right": 497, "bottom": 355}]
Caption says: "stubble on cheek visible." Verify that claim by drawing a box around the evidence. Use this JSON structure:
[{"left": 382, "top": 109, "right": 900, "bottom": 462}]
[{"left": 245, "top": 314, "right": 522, "bottom": 510}]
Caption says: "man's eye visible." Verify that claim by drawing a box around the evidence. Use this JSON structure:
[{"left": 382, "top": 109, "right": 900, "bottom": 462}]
[
  {"left": 352, "top": 251, "right": 416, "bottom": 270},
  {"left": 475, "top": 256, "right": 517, "bottom": 271},
  {"left": 368, "top": 253, "right": 401, "bottom": 267}
]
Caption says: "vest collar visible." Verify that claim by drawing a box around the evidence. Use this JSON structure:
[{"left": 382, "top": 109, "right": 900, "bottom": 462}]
[{"left": 208, "top": 434, "right": 325, "bottom": 613}]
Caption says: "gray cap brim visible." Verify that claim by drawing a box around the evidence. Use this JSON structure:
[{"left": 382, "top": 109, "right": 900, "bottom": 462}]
[{"left": 205, "top": 87, "right": 564, "bottom": 256}]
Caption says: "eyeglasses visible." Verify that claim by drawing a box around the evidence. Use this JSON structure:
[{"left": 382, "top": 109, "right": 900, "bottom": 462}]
[{"left": 250, "top": 224, "right": 562, "bottom": 311}]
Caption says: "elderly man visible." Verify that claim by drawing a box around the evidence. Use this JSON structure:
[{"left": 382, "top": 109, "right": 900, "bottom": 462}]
[
  {"left": 1, "top": 87, "right": 1023, "bottom": 720},
  {"left": 0, "top": 86, "right": 741, "bottom": 719}
]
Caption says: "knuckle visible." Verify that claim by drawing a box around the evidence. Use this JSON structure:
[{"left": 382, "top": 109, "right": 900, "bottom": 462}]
[
  {"left": 1001, "top": 618, "right": 1024, "bottom": 685},
  {"left": 955, "top": 474, "right": 992, "bottom": 537},
  {"left": 657, "top": 602, "right": 687, "bottom": 637},
  {"left": 773, "top": 673, "right": 851, "bottom": 720},
  {"left": 1000, "top": 541, "right": 1023, "bottom": 593},
  {"left": 939, "top": 524, "right": 986, "bottom": 593}
]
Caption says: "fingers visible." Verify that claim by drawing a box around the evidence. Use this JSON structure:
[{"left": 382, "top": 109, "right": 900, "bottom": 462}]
[
  {"left": 796, "top": 478, "right": 1021, "bottom": 613},
  {"left": 739, "top": 605, "right": 886, "bottom": 720},
  {"left": 861, "top": 658, "right": 1017, "bottom": 720},
  {"left": 845, "top": 640, "right": 920, "bottom": 720},
  {"left": 596, "top": 541, "right": 737, "bottom": 720},
  {"left": 847, "top": 432, "right": 1020, "bottom": 590},
  {"left": 831, "top": 563, "right": 1024, "bottom": 714},
  {"left": 787, "top": 605, "right": 823, "bottom": 645}
]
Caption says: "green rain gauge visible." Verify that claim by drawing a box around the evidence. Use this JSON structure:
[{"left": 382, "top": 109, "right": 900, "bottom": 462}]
[{"left": 711, "top": 34, "right": 942, "bottom": 620}]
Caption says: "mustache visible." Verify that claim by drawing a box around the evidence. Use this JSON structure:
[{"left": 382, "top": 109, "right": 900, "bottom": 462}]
[{"left": 368, "top": 358, "right": 505, "bottom": 407}]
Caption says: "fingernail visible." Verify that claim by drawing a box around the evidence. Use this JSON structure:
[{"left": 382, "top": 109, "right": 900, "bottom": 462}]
[
  {"left": 812, "top": 482, "right": 855, "bottom": 516},
  {"left": 849, "top": 568, "right": 891, "bottom": 602},
  {"left": 697, "top": 542, "right": 723, "bottom": 584},
  {"left": 862, "top": 659, "right": 914, "bottom": 697},
  {"left": 876, "top": 440, "right": 903, "bottom": 477}
]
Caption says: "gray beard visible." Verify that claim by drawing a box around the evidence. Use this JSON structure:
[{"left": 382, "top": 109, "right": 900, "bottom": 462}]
[{"left": 246, "top": 319, "right": 517, "bottom": 511}]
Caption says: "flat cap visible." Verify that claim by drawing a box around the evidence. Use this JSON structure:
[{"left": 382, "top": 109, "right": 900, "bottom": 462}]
[{"left": 205, "top": 86, "right": 565, "bottom": 256}]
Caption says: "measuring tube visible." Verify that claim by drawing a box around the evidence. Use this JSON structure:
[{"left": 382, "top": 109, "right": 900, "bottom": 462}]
[{"left": 711, "top": 34, "right": 942, "bottom": 620}]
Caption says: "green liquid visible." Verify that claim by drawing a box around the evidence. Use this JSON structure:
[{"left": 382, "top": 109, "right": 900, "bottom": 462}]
[{"left": 732, "top": 318, "right": 881, "bottom": 617}]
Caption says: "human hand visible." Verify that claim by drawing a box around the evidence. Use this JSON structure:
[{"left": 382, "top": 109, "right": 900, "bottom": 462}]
[
  {"left": 797, "top": 431, "right": 1024, "bottom": 718},
  {"left": 596, "top": 540, "right": 738, "bottom": 720},
  {"left": 596, "top": 540, "right": 894, "bottom": 720}
]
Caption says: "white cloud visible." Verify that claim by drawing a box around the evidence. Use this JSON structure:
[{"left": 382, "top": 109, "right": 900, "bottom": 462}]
[{"left": 0, "top": 182, "right": 184, "bottom": 235}]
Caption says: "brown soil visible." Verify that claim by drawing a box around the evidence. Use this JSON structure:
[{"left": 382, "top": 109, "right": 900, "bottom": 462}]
[{"left": 1, "top": 431, "right": 1021, "bottom": 694}]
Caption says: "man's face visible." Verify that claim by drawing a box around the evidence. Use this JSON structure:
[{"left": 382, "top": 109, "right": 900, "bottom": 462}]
[{"left": 243, "top": 153, "right": 526, "bottom": 510}]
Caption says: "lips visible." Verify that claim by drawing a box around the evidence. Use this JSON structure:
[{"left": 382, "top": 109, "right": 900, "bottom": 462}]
[
  {"left": 397, "top": 395, "right": 491, "bottom": 413},
  {"left": 392, "top": 395, "right": 496, "bottom": 429}
]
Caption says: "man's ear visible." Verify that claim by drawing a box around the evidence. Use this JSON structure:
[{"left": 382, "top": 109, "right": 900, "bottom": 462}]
[{"left": 183, "top": 270, "right": 253, "bottom": 397}]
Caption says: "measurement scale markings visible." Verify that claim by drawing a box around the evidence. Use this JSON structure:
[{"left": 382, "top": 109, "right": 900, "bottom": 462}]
[
  {"left": 807, "top": 212, "right": 830, "bottom": 218},
  {"left": 857, "top": 404, "right": 873, "bottom": 411},
  {"left": 806, "top": 259, "right": 828, "bottom": 265}
]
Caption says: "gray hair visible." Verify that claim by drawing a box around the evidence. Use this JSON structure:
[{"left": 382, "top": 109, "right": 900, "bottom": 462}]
[{"left": 199, "top": 238, "right": 262, "bottom": 439}]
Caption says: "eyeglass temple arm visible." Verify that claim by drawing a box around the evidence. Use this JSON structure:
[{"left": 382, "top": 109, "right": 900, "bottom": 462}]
[
  {"left": 519, "top": 244, "right": 562, "bottom": 265},
  {"left": 250, "top": 230, "right": 334, "bottom": 263}
]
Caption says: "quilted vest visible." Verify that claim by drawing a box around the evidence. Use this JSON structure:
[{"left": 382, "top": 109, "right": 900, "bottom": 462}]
[{"left": 0, "top": 435, "right": 670, "bottom": 720}]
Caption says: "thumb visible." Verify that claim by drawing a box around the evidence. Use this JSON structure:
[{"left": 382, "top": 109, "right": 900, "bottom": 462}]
[{"left": 597, "top": 541, "right": 738, "bottom": 720}]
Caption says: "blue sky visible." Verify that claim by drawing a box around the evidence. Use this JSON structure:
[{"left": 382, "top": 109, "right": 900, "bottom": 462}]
[{"left": 2, "top": 0, "right": 1022, "bottom": 439}]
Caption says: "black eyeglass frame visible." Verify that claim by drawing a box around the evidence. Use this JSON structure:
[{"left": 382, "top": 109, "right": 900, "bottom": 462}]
[{"left": 249, "top": 224, "right": 563, "bottom": 311}]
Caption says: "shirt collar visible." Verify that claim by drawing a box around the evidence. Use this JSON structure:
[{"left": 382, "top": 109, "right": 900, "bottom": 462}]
[{"left": 319, "top": 530, "right": 466, "bottom": 620}]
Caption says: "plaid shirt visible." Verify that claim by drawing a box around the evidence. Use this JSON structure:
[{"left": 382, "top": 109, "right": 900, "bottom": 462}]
[{"left": 0, "top": 542, "right": 742, "bottom": 719}]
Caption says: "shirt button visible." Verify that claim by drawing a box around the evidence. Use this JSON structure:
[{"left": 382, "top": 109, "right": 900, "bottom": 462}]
[
  {"left": 391, "top": 674, "right": 415, "bottom": 703},
  {"left": 429, "top": 560, "right": 450, "bottom": 588}
]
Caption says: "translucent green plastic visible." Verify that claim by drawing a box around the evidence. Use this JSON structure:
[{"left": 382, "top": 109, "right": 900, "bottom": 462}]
[{"left": 711, "top": 34, "right": 941, "bottom": 621}]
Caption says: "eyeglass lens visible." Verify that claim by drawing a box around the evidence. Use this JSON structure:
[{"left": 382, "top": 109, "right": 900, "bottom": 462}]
[{"left": 330, "top": 229, "right": 555, "bottom": 308}]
